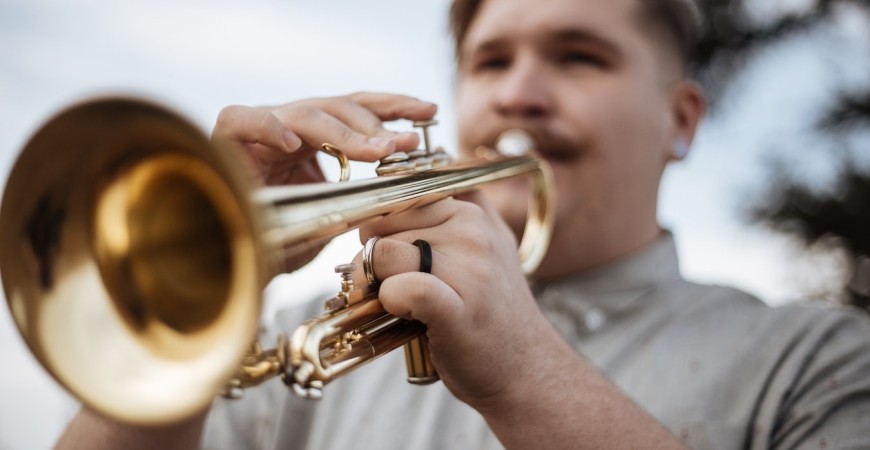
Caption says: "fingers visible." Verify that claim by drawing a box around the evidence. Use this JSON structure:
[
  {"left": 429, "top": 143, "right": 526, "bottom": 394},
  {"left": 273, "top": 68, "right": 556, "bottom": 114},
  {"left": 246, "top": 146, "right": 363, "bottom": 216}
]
[
  {"left": 346, "top": 237, "right": 428, "bottom": 299},
  {"left": 273, "top": 92, "right": 437, "bottom": 161},
  {"left": 273, "top": 105, "right": 399, "bottom": 162},
  {"left": 213, "top": 105, "right": 302, "bottom": 154},
  {"left": 369, "top": 238, "right": 430, "bottom": 282},
  {"left": 348, "top": 92, "right": 438, "bottom": 122},
  {"left": 308, "top": 97, "right": 422, "bottom": 152},
  {"left": 377, "top": 272, "right": 464, "bottom": 327},
  {"left": 249, "top": 149, "right": 326, "bottom": 185},
  {"left": 308, "top": 92, "right": 437, "bottom": 156},
  {"left": 453, "top": 190, "right": 506, "bottom": 225},
  {"left": 213, "top": 93, "right": 441, "bottom": 191},
  {"left": 359, "top": 198, "right": 471, "bottom": 244},
  {"left": 215, "top": 93, "right": 439, "bottom": 175},
  {"left": 454, "top": 190, "right": 517, "bottom": 246}
]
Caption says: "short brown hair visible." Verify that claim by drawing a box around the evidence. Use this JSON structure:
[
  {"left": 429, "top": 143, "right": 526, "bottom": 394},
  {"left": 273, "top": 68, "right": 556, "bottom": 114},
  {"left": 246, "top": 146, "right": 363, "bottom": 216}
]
[{"left": 449, "top": 0, "right": 703, "bottom": 70}]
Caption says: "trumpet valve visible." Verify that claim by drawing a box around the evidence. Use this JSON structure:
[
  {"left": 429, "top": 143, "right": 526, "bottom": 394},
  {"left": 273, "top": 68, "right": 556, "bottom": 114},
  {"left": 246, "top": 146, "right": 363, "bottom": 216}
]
[
  {"left": 413, "top": 119, "right": 438, "bottom": 154},
  {"left": 376, "top": 152, "right": 414, "bottom": 176},
  {"left": 377, "top": 120, "right": 447, "bottom": 175},
  {"left": 324, "top": 263, "right": 356, "bottom": 311},
  {"left": 430, "top": 147, "right": 450, "bottom": 168},
  {"left": 335, "top": 263, "right": 355, "bottom": 292}
]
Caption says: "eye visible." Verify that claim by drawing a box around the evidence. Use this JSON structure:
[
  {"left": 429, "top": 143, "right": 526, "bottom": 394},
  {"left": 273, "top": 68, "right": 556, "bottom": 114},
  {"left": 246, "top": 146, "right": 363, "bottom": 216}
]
[
  {"left": 560, "top": 51, "right": 605, "bottom": 68},
  {"left": 475, "top": 57, "right": 510, "bottom": 72}
]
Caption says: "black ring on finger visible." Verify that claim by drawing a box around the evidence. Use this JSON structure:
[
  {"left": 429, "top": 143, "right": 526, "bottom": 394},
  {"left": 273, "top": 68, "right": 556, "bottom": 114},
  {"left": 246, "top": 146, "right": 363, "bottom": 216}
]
[{"left": 412, "top": 239, "right": 433, "bottom": 274}]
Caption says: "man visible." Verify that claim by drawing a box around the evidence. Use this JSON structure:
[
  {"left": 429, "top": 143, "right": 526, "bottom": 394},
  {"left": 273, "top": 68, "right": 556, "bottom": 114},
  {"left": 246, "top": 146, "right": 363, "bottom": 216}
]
[{"left": 56, "top": 0, "right": 870, "bottom": 448}]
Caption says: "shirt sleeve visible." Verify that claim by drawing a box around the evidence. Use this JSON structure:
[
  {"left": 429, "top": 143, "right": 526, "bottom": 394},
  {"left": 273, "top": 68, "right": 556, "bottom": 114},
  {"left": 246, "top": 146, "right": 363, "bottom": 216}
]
[{"left": 769, "top": 307, "right": 870, "bottom": 450}]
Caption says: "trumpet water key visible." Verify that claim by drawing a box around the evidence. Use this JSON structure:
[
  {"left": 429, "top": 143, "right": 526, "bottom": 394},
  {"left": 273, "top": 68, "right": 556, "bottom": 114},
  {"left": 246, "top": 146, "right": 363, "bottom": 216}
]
[{"left": 0, "top": 97, "right": 554, "bottom": 424}]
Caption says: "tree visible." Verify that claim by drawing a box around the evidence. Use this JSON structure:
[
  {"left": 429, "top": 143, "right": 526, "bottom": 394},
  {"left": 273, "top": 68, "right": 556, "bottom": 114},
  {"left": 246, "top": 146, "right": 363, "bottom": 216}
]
[{"left": 691, "top": 0, "right": 870, "bottom": 310}]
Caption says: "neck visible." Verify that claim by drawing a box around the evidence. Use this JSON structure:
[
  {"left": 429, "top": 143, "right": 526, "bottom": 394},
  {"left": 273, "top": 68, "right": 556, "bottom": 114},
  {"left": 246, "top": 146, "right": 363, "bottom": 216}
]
[{"left": 532, "top": 224, "right": 663, "bottom": 282}]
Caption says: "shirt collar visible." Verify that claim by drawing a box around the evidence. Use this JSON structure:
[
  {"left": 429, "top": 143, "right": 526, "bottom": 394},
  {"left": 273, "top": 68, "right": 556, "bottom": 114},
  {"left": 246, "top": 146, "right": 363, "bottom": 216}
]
[{"left": 532, "top": 231, "right": 683, "bottom": 316}]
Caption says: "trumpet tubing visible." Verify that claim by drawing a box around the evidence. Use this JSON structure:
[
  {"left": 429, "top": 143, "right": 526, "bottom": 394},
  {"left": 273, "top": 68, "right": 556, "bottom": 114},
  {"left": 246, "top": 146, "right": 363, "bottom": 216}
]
[{"left": 0, "top": 97, "right": 553, "bottom": 424}]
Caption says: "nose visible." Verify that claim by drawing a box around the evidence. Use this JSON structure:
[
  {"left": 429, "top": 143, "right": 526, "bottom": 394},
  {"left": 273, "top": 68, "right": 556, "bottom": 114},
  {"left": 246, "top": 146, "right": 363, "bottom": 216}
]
[{"left": 492, "top": 55, "right": 554, "bottom": 118}]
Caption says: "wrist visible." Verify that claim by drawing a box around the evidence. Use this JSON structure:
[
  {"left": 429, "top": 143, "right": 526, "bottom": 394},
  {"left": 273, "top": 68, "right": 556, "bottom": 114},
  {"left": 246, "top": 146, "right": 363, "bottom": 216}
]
[{"left": 468, "top": 316, "right": 588, "bottom": 417}]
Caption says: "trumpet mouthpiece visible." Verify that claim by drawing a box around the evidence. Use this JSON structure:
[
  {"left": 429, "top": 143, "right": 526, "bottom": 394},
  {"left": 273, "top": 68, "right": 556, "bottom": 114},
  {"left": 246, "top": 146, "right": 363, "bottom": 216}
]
[{"left": 496, "top": 129, "right": 536, "bottom": 156}]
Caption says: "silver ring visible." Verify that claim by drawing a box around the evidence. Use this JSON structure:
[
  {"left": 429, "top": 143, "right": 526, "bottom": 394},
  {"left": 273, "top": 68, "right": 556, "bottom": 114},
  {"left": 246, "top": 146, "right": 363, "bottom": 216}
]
[{"left": 363, "top": 236, "right": 381, "bottom": 287}]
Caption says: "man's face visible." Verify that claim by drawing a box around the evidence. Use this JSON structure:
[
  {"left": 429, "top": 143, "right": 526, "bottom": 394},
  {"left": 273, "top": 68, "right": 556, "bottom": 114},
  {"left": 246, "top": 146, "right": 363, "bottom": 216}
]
[{"left": 456, "top": 0, "right": 688, "bottom": 277}]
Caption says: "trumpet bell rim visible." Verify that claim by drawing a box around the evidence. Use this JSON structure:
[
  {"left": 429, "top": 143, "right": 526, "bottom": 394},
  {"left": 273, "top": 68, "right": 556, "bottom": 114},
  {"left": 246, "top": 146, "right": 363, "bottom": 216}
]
[{"left": 0, "top": 97, "right": 269, "bottom": 424}]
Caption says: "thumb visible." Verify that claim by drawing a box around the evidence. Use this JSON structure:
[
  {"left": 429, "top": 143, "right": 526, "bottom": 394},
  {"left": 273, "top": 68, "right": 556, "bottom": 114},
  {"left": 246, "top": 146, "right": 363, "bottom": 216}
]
[
  {"left": 454, "top": 190, "right": 502, "bottom": 223},
  {"left": 454, "top": 190, "right": 518, "bottom": 248}
]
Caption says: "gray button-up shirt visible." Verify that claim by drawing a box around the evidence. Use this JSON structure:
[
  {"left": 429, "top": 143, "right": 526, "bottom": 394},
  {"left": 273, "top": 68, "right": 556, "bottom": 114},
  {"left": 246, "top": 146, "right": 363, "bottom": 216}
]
[{"left": 204, "top": 234, "right": 870, "bottom": 449}]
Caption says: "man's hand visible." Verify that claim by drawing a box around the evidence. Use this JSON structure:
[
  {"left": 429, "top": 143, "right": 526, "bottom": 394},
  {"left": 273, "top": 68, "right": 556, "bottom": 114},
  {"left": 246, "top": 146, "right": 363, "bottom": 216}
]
[
  {"left": 213, "top": 93, "right": 438, "bottom": 270},
  {"left": 211, "top": 92, "right": 437, "bottom": 185},
  {"left": 353, "top": 193, "right": 686, "bottom": 449},
  {"left": 355, "top": 191, "right": 554, "bottom": 408}
]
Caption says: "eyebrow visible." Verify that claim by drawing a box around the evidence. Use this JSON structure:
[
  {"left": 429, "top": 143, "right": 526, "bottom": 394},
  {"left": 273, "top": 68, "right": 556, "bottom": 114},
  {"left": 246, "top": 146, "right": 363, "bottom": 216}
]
[
  {"left": 464, "top": 26, "right": 623, "bottom": 60},
  {"left": 549, "top": 28, "right": 622, "bottom": 57}
]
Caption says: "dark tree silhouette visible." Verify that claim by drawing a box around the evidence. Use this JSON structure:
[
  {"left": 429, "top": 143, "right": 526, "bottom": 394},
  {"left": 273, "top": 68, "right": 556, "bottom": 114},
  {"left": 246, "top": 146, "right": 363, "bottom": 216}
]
[{"left": 691, "top": 0, "right": 870, "bottom": 310}]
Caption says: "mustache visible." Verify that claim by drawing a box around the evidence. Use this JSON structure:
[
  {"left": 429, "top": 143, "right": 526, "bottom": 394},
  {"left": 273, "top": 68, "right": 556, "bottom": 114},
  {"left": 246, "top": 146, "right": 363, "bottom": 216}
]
[{"left": 485, "top": 126, "right": 582, "bottom": 162}]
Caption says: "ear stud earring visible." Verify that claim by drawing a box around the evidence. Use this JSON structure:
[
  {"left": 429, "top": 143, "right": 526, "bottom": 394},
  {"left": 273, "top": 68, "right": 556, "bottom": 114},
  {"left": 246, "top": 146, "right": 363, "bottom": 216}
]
[{"left": 673, "top": 138, "right": 690, "bottom": 160}]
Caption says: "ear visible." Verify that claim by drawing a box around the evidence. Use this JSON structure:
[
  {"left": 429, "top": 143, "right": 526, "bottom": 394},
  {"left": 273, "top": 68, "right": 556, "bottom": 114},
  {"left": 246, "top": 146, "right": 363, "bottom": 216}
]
[{"left": 667, "top": 80, "right": 706, "bottom": 161}]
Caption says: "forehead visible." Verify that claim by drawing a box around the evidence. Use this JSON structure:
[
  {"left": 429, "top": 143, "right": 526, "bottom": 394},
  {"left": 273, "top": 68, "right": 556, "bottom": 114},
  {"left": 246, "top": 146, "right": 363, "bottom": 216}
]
[{"left": 461, "top": 0, "right": 645, "bottom": 54}]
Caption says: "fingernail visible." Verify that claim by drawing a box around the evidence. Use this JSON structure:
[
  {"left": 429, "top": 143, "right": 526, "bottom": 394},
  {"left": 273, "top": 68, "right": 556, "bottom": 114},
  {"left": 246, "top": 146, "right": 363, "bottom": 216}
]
[
  {"left": 283, "top": 130, "right": 302, "bottom": 152},
  {"left": 367, "top": 136, "right": 394, "bottom": 150}
]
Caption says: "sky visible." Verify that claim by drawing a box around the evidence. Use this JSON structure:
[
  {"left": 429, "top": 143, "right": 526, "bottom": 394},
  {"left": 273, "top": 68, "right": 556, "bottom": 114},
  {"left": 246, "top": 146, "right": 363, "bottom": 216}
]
[{"left": 0, "top": 0, "right": 867, "bottom": 448}]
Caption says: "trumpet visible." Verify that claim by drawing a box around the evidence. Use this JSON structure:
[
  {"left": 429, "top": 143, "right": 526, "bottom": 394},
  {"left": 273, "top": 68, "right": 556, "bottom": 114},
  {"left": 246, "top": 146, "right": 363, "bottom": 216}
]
[{"left": 0, "top": 97, "right": 553, "bottom": 425}]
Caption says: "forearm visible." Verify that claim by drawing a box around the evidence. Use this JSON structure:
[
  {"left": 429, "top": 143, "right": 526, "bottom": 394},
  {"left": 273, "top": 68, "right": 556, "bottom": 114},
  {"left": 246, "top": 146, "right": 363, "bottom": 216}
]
[
  {"left": 477, "top": 328, "right": 685, "bottom": 450},
  {"left": 55, "top": 407, "right": 207, "bottom": 450}
]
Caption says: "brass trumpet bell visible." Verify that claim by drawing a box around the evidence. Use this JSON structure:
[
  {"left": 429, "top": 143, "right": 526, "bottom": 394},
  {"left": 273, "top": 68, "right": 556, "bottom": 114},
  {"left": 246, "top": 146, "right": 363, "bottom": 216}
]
[{"left": 0, "top": 99, "right": 268, "bottom": 424}]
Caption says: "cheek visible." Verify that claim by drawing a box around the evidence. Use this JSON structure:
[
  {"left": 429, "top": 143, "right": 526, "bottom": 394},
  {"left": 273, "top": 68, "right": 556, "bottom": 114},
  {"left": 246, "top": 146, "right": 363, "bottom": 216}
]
[
  {"left": 455, "top": 83, "right": 488, "bottom": 152},
  {"left": 570, "top": 93, "right": 669, "bottom": 203},
  {"left": 602, "top": 79, "right": 671, "bottom": 157}
]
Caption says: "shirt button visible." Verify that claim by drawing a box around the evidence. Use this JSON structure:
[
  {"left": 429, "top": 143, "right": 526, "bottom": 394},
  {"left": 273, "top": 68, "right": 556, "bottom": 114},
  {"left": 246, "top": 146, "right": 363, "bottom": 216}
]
[{"left": 584, "top": 308, "right": 606, "bottom": 332}]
